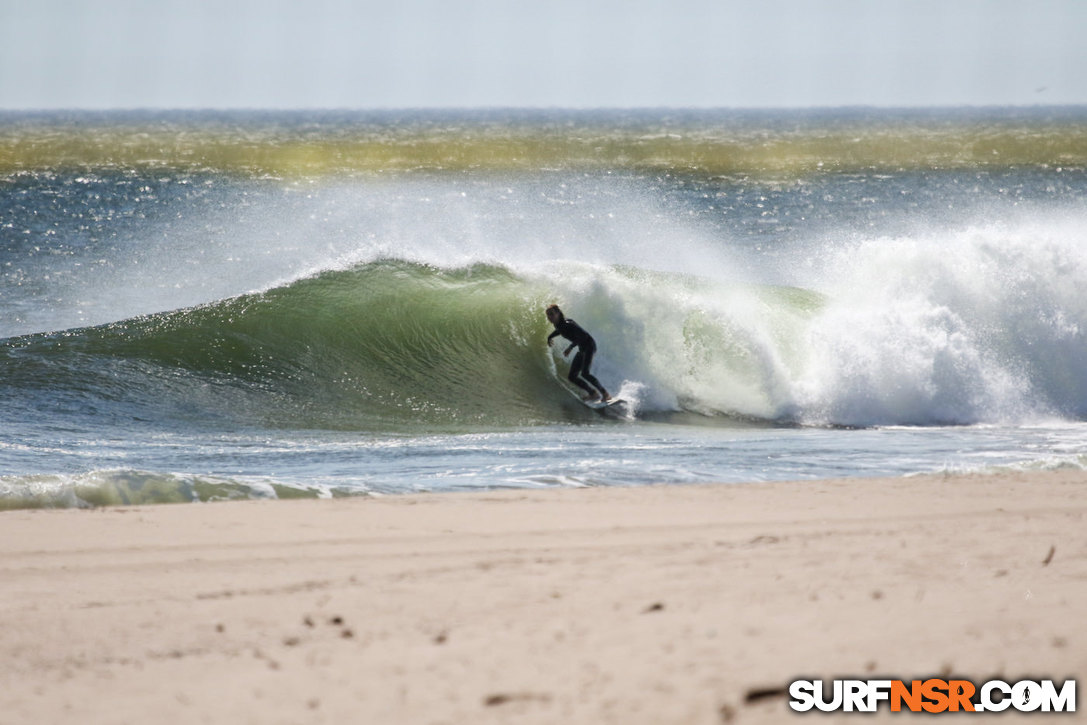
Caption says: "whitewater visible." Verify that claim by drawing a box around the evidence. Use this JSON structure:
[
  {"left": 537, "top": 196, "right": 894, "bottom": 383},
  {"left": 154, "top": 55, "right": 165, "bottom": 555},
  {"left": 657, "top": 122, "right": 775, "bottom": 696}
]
[{"left": 3, "top": 108, "right": 1087, "bottom": 508}]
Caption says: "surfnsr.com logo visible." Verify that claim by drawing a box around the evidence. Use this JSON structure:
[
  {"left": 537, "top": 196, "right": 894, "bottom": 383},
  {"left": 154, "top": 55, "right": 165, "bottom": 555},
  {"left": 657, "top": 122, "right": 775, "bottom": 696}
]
[{"left": 789, "top": 678, "right": 1076, "bottom": 714}]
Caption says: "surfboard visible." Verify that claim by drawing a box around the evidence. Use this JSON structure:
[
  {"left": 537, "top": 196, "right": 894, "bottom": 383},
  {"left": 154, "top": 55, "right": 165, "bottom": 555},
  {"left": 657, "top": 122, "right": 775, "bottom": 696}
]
[
  {"left": 582, "top": 396, "right": 625, "bottom": 410},
  {"left": 555, "top": 380, "right": 625, "bottom": 411}
]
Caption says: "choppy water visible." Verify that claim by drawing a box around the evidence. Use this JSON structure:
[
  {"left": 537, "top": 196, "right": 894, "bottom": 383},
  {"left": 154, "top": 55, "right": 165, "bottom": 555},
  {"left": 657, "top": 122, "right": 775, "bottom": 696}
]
[{"left": 4, "top": 108, "right": 1087, "bottom": 508}]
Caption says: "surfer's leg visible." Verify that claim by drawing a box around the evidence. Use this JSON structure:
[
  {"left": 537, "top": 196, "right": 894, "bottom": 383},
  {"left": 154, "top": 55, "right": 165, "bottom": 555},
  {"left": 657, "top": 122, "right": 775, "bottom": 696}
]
[
  {"left": 568, "top": 352, "right": 598, "bottom": 398},
  {"left": 578, "top": 348, "right": 609, "bottom": 400}
]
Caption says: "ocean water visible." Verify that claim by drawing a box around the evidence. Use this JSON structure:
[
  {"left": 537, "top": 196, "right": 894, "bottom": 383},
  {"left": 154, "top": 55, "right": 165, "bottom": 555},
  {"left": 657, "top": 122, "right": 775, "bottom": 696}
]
[{"left": 4, "top": 108, "right": 1087, "bottom": 508}]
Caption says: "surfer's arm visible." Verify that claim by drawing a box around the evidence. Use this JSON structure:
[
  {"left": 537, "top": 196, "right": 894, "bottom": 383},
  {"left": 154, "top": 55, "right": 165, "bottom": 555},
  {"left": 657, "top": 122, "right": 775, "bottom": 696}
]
[{"left": 547, "top": 330, "right": 560, "bottom": 347}]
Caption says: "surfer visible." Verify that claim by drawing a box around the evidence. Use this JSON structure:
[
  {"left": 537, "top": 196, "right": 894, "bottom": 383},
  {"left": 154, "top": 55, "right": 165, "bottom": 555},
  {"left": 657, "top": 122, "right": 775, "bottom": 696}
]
[{"left": 546, "top": 304, "right": 611, "bottom": 402}]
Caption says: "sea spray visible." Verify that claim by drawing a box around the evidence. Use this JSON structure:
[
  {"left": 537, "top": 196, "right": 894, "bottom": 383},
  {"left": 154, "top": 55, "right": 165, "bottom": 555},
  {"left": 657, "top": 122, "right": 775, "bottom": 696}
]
[{"left": 796, "top": 215, "right": 1087, "bottom": 425}]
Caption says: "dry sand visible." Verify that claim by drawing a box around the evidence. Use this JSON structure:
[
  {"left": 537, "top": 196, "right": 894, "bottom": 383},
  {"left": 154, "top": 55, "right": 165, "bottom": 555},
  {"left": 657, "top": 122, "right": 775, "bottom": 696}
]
[{"left": 1, "top": 470, "right": 1084, "bottom": 724}]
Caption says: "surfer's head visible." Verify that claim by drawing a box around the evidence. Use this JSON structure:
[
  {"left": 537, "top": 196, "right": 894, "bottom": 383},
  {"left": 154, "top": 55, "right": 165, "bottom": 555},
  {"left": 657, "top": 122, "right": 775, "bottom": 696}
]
[{"left": 545, "top": 304, "right": 565, "bottom": 325}]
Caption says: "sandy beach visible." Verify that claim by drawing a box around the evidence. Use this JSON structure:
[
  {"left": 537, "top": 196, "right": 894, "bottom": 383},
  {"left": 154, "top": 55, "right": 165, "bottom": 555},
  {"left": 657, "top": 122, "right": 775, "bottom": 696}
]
[{"left": 1, "top": 470, "right": 1084, "bottom": 724}]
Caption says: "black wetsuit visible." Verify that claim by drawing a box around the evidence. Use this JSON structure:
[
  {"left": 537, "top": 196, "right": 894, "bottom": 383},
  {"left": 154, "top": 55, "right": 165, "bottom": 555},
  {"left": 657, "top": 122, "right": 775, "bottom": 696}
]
[{"left": 548, "top": 319, "right": 607, "bottom": 397}]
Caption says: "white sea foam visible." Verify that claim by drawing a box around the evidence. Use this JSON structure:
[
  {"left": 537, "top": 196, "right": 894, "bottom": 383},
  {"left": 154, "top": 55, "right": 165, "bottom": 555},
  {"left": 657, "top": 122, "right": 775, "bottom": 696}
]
[{"left": 522, "top": 209, "right": 1087, "bottom": 426}]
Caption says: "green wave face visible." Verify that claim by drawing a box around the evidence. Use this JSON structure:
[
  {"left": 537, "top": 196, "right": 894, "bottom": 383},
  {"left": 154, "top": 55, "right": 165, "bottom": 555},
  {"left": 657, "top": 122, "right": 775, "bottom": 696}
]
[
  {"left": 3, "top": 261, "right": 575, "bottom": 430},
  {"left": 2, "top": 260, "right": 825, "bottom": 431}
]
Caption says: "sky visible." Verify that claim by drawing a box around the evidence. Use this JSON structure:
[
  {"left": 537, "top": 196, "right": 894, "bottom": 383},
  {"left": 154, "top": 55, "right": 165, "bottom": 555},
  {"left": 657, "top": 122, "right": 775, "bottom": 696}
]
[{"left": 1, "top": 0, "right": 1085, "bottom": 110}]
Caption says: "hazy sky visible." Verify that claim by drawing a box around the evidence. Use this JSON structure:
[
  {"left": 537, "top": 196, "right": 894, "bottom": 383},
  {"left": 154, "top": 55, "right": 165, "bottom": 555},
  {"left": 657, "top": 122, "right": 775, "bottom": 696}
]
[{"left": 1, "top": 0, "right": 1085, "bottom": 109}]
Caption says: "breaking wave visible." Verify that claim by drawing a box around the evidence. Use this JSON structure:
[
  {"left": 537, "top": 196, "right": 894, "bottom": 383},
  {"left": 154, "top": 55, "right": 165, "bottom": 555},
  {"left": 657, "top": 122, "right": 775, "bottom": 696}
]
[{"left": 5, "top": 220, "right": 1087, "bottom": 431}]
